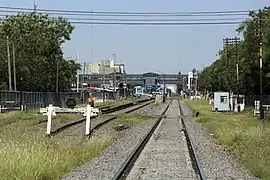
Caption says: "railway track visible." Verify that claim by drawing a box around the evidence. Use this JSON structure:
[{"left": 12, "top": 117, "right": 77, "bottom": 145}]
[
  {"left": 112, "top": 99, "right": 206, "bottom": 180},
  {"left": 178, "top": 100, "right": 206, "bottom": 180},
  {"left": 50, "top": 98, "right": 154, "bottom": 137},
  {"left": 37, "top": 98, "right": 149, "bottom": 125}
]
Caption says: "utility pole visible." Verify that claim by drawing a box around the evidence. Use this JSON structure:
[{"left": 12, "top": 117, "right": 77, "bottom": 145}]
[
  {"left": 6, "top": 36, "right": 12, "bottom": 91},
  {"left": 112, "top": 53, "right": 117, "bottom": 99},
  {"left": 102, "top": 62, "right": 105, "bottom": 102},
  {"left": 113, "top": 69, "right": 116, "bottom": 99},
  {"left": 223, "top": 37, "right": 240, "bottom": 112},
  {"left": 192, "top": 68, "right": 197, "bottom": 96},
  {"left": 34, "top": 0, "right": 37, "bottom": 13},
  {"left": 112, "top": 53, "right": 116, "bottom": 63},
  {"left": 163, "top": 73, "right": 166, "bottom": 103},
  {"left": 193, "top": 69, "right": 198, "bottom": 95},
  {"left": 123, "top": 69, "right": 127, "bottom": 98},
  {"left": 12, "top": 42, "right": 17, "bottom": 91},
  {"left": 56, "top": 59, "right": 59, "bottom": 93},
  {"left": 234, "top": 37, "right": 241, "bottom": 112},
  {"left": 83, "top": 62, "right": 86, "bottom": 85},
  {"left": 76, "top": 53, "right": 80, "bottom": 92},
  {"left": 254, "top": 11, "right": 267, "bottom": 120},
  {"left": 223, "top": 38, "right": 232, "bottom": 111}
]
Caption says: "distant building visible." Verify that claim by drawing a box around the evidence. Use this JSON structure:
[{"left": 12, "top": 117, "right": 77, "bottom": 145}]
[
  {"left": 88, "top": 59, "right": 124, "bottom": 75},
  {"left": 88, "top": 64, "right": 99, "bottom": 74},
  {"left": 187, "top": 72, "right": 193, "bottom": 90},
  {"left": 186, "top": 71, "right": 198, "bottom": 91}
]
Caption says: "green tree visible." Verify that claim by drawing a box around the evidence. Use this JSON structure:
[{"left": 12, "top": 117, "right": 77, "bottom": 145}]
[
  {"left": 0, "top": 13, "right": 80, "bottom": 92},
  {"left": 198, "top": 6, "right": 270, "bottom": 95}
]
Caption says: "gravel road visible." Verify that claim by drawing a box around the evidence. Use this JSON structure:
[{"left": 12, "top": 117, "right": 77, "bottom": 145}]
[
  {"left": 62, "top": 101, "right": 169, "bottom": 180},
  {"left": 179, "top": 100, "right": 259, "bottom": 180},
  {"left": 126, "top": 99, "right": 197, "bottom": 180}
]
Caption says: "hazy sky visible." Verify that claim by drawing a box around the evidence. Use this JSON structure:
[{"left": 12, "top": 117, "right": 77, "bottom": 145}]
[{"left": 1, "top": 0, "right": 269, "bottom": 74}]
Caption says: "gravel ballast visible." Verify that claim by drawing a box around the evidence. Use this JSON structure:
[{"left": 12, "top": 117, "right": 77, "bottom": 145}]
[
  {"left": 62, "top": 101, "right": 169, "bottom": 180},
  {"left": 126, "top": 99, "right": 197, "bottom": 180},
  {"left": 54, "top": 101, "right": 154, "bottom": 142},
  {"left": 179, "top": 100, "right": 259, "bottom": 180}
]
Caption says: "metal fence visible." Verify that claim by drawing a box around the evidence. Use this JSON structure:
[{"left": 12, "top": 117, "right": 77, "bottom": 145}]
[
  {"left": 0, "top": 91, "right": 81, "bottom": 113},
  {"left": 245, "top": 95, "right": 270, "bottom": 107}
]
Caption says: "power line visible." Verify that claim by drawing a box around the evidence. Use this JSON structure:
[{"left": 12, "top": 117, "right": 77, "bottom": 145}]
[
  {"left": 0, "top": 6, "right": 254, "bottom": 14},
  {"left": 0, "top": 6, "right": 249, "bottom": 26},
  {"left": 0, "top": 9, "right": 250, "bottom": 17},
  {"left": 37, "top": 17, "right": 248, "bottom": 22},
  {"left": 0, "top": 14, "right": 247, "bottom": 22},
  {"left": 68, "top": 21, "right": 242, "bottom": 25},
  {"left": 0, "top": 14, "right": 244, "bottom": 25},
  {"left": 0, "top": 6, "right": 252, "bottom": 17}
]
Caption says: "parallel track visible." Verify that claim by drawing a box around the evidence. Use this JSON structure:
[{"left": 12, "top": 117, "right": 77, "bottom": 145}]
[
  {"left": 112, "top": 100, "right": 172, "bottom": 180},
  {"left": 49, "top": 98, "right": 154, "bottom": 137},
  {"left": 112, "top": 99, "right": 206, "bottom": 180},
  {"left": 178, "top": 100, "right": 206, "bottom": 180}
]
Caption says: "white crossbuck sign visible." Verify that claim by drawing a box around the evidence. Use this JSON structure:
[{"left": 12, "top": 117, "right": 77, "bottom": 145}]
[{"left": 40, "top": 104, "right": 99, "bottom": 136}]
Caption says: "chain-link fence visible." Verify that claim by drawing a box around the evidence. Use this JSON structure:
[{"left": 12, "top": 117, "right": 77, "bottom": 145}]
[{"left": 0, "top": 91, "right": 81, "bottom": 113}]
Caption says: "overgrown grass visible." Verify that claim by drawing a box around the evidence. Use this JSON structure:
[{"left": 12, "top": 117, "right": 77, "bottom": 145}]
[
  {"left": 185, "top": 99, "right": 270, "bottom": 180},
  {"left": 112, "top": 114, "right": 151, "bottom": 127},
  {"left": 0, "top": 110, "right": 43, "bottom": 125},
  {"left": 0, "top": 110, "right": 83, "bottom": 126},
  {"left": 0, "top": 110, "right": 112, "bottom": 180}
]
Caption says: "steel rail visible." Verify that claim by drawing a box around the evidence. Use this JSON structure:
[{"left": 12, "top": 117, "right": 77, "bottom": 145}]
[
  {"left": 178, "top": 100, "right": 207, "bottom": 180},
  {"left": 88, "top": 100, "right": 154, "bottom": 136},
  {"left": 112, "top": 100, "right": 172, "bottom": 180},
  {"left": 49, "top": 98, "right": 153, "bottom": 137}
]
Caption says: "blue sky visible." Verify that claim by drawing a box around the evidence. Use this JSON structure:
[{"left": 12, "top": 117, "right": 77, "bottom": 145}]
[{"left": 1, "top": 0, "right": 269, "bottom": 74}]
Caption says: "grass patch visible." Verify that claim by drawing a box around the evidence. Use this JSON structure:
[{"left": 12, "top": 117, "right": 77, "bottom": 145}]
[
  {"left": 113, "top": 114, "right": 151, "bottom": 127},
  {"left": 185, "top": 99, "right": 270, "bottom": 179},
  {"left": 0, "top": 110, "right": 43, "bottom": 125},
  {"left": 54, "top": 113, "right": 84, "bottom": 122},
  {"left": 0, "top": 110, "right": 83, "bottom": 127},
  {"left": 0, "top": 111, "right": 112, "bottom": 180}
]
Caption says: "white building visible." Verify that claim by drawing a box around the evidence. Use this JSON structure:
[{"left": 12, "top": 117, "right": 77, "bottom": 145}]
[
  {"left": 187, "top": 72, "right": 193, "bottom": 90},
  {"left": 186, "top": 71, "right": 198, "bottom": 91}
]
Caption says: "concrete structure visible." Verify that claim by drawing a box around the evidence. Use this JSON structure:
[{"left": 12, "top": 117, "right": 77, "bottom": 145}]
[
  {"left": 88, "top": 64, "right": 99, "bottom": 74},
  {"left": 88, "top": 59, "right": 124, "bottom": 75},
  {"left": 212, "top": 92, "right": 231, "bottom": 112},
  {"left": 212, "top": 92, "right": 245, "bottom": 112},
  {"left": 80, "top": 72, "right": 186, "bottom": 88}
]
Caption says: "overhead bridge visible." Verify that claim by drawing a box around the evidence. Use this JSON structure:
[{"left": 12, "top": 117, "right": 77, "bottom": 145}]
[{"left": 80, "top": 72, "right": 186, "bottom": 87}]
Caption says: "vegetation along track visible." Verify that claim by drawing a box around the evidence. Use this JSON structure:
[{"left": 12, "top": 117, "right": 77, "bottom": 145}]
[
  {"left": 112, "top": 99, "right": 206, "bottom": 180},
  {"left": 50, "top": 98, "right": 154, "bottom": 137}
]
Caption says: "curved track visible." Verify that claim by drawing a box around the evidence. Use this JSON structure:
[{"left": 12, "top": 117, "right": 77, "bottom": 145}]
[{"left": 50, "top": 98, "right": 154, "bottom": 137}]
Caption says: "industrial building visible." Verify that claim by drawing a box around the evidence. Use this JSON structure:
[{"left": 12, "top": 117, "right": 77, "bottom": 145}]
[{"left": 88, "top": 59, "right": 124, "bottom": 75}]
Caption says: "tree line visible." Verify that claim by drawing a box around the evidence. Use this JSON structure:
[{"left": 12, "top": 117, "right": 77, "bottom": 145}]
[
  {"left": 0, "top": 13, "right": 80, "bottom": 92},
  {"left": 198, "top": 7, "right": 270, "bottom": 95}
]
